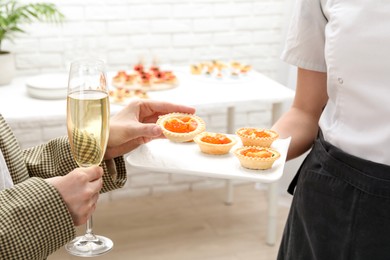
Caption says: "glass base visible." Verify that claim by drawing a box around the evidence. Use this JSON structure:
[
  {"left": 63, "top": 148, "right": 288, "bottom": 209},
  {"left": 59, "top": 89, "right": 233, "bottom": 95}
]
[{"left": 65, "top": 234, "right": 113, "bottom": 257}]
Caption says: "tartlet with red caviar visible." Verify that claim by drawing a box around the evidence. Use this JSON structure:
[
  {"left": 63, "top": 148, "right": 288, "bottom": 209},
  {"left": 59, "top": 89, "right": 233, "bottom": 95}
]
[
  {"left": 235, "top": 127, "right": 279, "bottom": 147},
  {"left": 157, "top": 113, "right": 206, "bottom": 142},
  {"left": 234, "top": 146, "right": 280, "bottom": 170},
  {"left": 194, "top": 132, "right": 237, "bottom": 155}
]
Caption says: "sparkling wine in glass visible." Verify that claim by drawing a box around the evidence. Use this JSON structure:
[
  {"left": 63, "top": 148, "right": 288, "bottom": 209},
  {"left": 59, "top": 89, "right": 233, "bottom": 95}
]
[{"left": 65, "top": 58, "right": 112, "bottom": 257}]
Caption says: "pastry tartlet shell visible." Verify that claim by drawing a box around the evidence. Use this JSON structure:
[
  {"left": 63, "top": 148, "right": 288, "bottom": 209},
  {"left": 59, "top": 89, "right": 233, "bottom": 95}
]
[
  {"left": 235, "top": 128, "right": 279, "bottom": 147},
  {"left": 157, "top": 113, "right": 206, "bottom": 143},
  {"left": 194, "top": 132, "right": 237, "bottom": 155},
  {"left": 234, "top": 146, "right": 280, "bottom": 170}
]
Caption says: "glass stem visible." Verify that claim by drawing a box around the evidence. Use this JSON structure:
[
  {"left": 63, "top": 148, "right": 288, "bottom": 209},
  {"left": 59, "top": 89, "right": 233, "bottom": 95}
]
[{"left": 85, "top": 216, "right": 95, "bottom": 239}]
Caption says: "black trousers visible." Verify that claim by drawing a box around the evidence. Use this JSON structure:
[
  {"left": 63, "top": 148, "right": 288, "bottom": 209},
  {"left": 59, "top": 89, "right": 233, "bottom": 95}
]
[{"left": 278, "top": 132, "right": 390, "bottom": 260}]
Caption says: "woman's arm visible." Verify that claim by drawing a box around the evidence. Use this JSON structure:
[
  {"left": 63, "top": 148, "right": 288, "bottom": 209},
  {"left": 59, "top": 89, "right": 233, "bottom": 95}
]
[
  {"left": 272, "top": 68, "right": 328, "bottom": 160},
  {"left": 0, "top": 177, "right": 75, "bottom": 259}
]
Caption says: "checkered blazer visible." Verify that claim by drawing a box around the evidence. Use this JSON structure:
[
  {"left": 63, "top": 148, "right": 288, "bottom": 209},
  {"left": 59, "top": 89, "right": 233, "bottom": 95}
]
[{"left": 0, "top": 114, "right": 127, "bottom": 259}]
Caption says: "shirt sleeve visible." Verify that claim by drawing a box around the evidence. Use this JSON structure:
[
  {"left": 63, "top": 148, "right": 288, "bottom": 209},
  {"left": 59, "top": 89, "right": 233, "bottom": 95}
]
[
  {"left": 281, "top": 0, "right": 328, "bottom": 72},
  {"left": 0, "top": 177, "right": 74, "bottom": 259},
  {"left": 22, "top": 136, "right": 127, "bottom": 193}
]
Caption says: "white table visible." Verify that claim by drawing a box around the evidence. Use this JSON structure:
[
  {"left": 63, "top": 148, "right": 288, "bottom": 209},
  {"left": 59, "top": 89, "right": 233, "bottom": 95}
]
[
  {"left": 0, "top": 67, "right": 295, "bottom": 245},
  {"left": 0, "top": 67, "right": 293, "bottom": 127}
]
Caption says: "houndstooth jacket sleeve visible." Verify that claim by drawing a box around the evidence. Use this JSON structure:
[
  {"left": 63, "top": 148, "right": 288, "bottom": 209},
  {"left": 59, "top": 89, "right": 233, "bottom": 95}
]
[{"left": 0, "top": 114, "right": 127, "bottom": 259}]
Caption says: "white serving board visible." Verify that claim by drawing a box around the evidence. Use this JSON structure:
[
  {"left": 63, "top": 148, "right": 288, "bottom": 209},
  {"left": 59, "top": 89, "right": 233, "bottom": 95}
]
[{"left": 126, "top": 136, "right": 291, "bottom": 183}]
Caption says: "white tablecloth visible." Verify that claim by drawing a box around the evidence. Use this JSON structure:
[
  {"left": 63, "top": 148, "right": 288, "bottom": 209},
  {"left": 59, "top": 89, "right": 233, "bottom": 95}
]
[{"left": 0, "top": 67, "right": 294, "bottom": 124}]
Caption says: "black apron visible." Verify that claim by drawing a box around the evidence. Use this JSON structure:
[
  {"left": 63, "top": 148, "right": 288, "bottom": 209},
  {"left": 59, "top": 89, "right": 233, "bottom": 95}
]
[{"left": 278, "top": 131, "right": 390, "bottom": 260}]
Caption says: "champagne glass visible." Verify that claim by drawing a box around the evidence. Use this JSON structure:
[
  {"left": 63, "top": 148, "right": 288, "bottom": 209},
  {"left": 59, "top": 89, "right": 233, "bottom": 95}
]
[{"left": 65, "top": 58, "right": 112, "bottom": 256}]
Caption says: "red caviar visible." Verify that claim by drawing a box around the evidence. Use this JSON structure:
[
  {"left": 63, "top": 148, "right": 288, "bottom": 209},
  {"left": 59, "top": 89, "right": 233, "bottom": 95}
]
[
  {"left": 244, "top": 129, "right": 271, "bottom": 138},
  {"left": 164, "top": 117, "right": 198, "bottom": 133},
  {"left": 201, "top": 134, "right": 231, "bottom": 144},
  {"left": 241, "top": 148, "right": 274, "bottom": 158}
]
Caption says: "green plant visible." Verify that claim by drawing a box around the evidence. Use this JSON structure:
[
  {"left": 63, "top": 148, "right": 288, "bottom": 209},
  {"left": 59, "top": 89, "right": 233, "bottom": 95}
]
[{"left": 0, "top": 0, "right": 64, "bottom": 53}]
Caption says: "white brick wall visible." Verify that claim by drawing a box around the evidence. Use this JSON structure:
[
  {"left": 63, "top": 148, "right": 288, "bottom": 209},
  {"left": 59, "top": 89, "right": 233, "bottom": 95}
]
[
  {"left": 4, "top": 0, "right": 288, "bottom": 80},
  {"left": 4, "top": 0, "right": 295, "bottom": 199}
]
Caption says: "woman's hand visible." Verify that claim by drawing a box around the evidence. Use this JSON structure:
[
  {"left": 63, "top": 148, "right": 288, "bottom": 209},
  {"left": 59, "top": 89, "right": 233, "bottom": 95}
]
[
  {"left": 104, "top": 98, "right": 196, "bottom": 159},
  {"left": 45, "top": 166, "right": 103, "bottom": 226}
]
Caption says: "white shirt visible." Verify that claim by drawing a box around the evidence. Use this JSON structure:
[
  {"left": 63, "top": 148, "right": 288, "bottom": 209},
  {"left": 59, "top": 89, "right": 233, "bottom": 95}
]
[
  {"left": 0, "top": 149, "right": 13, "bottom": 190},
  {"left": 282, "top": 0, "right": 390, "bottom": 165}
]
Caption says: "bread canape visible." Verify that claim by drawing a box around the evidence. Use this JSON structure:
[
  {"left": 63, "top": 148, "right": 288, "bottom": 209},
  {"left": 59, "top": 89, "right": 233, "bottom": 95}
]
[
  {"left": 157, "top": 113, "right": 206, "bottom": 143},
  {"left": 190, "top": 65, "right": 202, "bottom": 75},
  {"left": 193, "top": 132, "right": 237, "bottom": 155},
  {"left": 234, "top": 146, "right": 280, "bottom": 170},
  {"left": 235, "top": 127, "right": 279, "bottom": 147}
]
